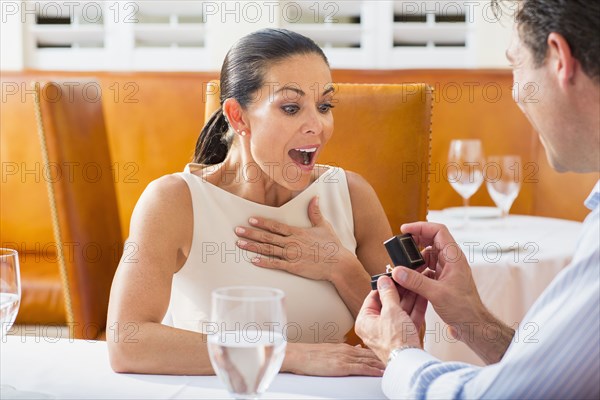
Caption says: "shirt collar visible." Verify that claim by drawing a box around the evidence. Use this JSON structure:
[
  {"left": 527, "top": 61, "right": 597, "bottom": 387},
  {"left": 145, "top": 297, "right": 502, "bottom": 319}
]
[{"left": 584, "top": 180, "right": 600, "bottom": 211}]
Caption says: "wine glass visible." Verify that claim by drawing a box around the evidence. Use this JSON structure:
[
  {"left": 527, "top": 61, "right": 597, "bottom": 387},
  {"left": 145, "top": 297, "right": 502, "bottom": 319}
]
[
  {"left": 486, "top": 155, "right": 522, "bottom": 219},
  {"left": 447, "top": 139, "right": 485, "bottom": 226},
  {"left": 0, "top": 248, "right": 20, "bottom": 340},
  {"left": 207, "top": 286, "right": 287, "bottom": 399}
]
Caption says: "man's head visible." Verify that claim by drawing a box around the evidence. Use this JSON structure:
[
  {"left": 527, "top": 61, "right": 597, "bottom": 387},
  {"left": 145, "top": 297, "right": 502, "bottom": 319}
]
[{"left": 498, "top": 0, "right": 599, "bottom": 173}]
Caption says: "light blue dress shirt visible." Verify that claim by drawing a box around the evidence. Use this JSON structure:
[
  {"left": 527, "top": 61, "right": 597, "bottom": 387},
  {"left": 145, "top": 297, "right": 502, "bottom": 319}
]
[{"left": 383, "top": 181, "right": 600, "bottom": 399}]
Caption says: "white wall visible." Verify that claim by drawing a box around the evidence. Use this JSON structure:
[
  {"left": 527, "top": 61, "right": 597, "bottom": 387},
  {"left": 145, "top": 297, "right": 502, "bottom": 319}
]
[
  {"left": 205, "top": 2, "right": 279, "bottom": 70},
  {"left": 1, "top": 2, "right": 25, "bottom": 70},
  {"left": 470, "top": 0, "right": 514, "bottom": 68}
]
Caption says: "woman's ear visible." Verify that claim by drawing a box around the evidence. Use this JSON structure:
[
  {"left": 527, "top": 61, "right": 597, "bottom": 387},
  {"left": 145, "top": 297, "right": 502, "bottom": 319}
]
[{"left": 223, "top": 98, "right": 250, "bottom": 136}]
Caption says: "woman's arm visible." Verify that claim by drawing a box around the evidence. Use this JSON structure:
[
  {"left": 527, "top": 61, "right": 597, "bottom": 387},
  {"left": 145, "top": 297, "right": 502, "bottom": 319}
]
[
  {"left": 345, "top": 171, "right": 395, "bottom": 276},
  {"left": 328, "top": 171, "right": 394, "bottom": 316},
  {"left": 107, "top": 174, "right": 215, "bottom": 375}
]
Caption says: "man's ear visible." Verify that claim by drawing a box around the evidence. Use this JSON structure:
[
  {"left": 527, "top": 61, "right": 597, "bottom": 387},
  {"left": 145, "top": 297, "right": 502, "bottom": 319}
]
[
  {"left": 222, "top": 98, "right": 249, "bottom": 134},
  {"left": 547, "top": 32, "right": 577, "bottom": 90}
]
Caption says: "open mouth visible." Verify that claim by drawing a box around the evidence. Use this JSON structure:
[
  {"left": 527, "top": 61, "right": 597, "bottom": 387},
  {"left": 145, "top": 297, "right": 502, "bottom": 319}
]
[{"left": 288, "top": 146, "right": 318, "bottom": 167}]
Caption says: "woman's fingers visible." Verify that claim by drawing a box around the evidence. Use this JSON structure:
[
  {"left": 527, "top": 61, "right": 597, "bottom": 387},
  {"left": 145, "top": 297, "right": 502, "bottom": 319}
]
[
  {"left": 346, "top": 364, "right": 384, "bottom": 377},
  {"left": 357, "top": 354, "right": 386, "bottom": 370},
  {"left": 247, "top": 217, "right": 294, "bottom": 236},
  {"left": 347, "top": 350, "right": 385, "bottom": 375},
  {"left": 235, "top": 226, "right": 288, "bottom": 248},
  {"left": 289, "top": 343, "right": 386, "bottom": 377},
  {"left": 335, "top": 346, "right": 385, "bottom": 376},
  {"left": 249, "top": 253, "right": 291, "bottom": 272},
  {"left": 236, "top": 238, "right": 286, "bottom": 258},
  {"left": 234, "top": 214, "right": 348, "bottom": 281}
]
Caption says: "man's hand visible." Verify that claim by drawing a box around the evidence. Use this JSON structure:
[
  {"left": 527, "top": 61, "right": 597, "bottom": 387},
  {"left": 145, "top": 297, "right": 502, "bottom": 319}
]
[
  {"left": 393, "top": 222, "right": 514, "bottom": 364},
  {"left": 355, "top": 275, "right": 426, "bottom": 364},
  {"left": 392, "top": 222, "right": 485, "bottom": 334}
]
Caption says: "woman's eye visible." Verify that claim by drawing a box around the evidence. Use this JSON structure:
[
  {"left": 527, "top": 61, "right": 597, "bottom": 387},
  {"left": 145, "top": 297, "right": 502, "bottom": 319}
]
[
  {"left": 318, "top": 103, "right": 335, "bottom": 113},
  {"left": 282, "top": 105, "right": 299, "bottom": 115}
]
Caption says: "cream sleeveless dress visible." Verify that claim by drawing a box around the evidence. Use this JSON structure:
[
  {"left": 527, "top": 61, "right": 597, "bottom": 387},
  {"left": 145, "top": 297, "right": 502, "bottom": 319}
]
[{"left": 168, "top": 163, "right": 356, "bottom": 343}]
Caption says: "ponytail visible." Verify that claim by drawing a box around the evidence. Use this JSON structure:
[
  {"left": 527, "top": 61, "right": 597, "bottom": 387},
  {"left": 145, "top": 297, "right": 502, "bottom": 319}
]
[{"left": 193, "top": 108, "right": 231, "bottom": 165}]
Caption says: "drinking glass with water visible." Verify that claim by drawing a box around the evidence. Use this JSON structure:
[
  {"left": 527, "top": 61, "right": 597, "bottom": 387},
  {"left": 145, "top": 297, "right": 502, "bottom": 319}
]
[
  {"left": 207, "top": 286, "right": 287, "bottom": 399},
  {"left": 0, "top": 248, "right": 20, "bottom": 340}
]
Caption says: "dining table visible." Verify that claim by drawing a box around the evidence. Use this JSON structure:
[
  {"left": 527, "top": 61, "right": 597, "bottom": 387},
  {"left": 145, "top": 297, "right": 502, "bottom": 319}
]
[
  {"left": 0, "top": 335, "right": 384, "bottom": 399},
  {"left": 1, "top": 209, "right": 583, "bottom": 398},
  {"left": 424, "top": 208, "right": 583, "bottom": 365}
]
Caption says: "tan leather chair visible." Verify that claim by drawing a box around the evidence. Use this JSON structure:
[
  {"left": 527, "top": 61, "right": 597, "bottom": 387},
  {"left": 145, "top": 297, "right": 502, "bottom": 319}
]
[
  {"left": 205, "top": 81, "right": 433, "bottom": 231},
  {"left": 32, "top": 81, "right": 123, "bottom": 339}
]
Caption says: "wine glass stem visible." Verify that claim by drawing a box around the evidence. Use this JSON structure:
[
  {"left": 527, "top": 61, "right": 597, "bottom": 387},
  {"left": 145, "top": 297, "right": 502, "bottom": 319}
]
[
  {"left": 501, "top": 208, "right": 509, "bottom": 229},
  {"left": 463, "top": 196, "right": 469, "bottom": 227}
]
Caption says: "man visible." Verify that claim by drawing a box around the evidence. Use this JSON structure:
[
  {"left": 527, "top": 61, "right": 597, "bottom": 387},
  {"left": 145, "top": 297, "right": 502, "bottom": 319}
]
[{"left": 355, "top": 0, "right": 600, "bottom": 398}]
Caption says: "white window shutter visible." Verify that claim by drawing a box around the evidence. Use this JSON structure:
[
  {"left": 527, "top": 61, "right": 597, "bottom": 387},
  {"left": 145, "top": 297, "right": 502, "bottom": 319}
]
[
  {"left": 387, "top": 0, "right": 474, "bottom": 68},
  {"left": 279, "top": 0, "right": 375, "bottom": 68},
  {"left": 23, "top": 1, "right": 482, "bottom": 70},
  {"left": 24, "top": 0, "right": 210, "bottom": 70},
  {"left": 24, "top": 0, "right": 108, "bottom": 70},
  {"left": 130, "top": 1, "right": 209, "bottom": 71}
]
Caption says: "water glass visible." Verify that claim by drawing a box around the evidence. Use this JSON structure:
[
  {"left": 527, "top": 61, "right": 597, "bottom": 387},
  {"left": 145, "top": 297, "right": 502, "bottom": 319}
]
[
  {"left": 0, "top": 248, "right": 20, "bottom": 340},
  {"left": 207, "top": 286, "right": 287, "bottom": 399}
]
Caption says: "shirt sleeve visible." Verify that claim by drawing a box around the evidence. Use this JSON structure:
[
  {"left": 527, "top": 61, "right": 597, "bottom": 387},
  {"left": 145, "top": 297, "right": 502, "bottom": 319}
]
[{"left": 382, "top": 349, "right": 482, "bottom": 399}]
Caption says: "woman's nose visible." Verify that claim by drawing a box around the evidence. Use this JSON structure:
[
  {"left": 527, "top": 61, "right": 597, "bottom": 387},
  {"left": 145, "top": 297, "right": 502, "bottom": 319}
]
[{"left": 303, "top": 109, "right": 323, "bottom": 135}]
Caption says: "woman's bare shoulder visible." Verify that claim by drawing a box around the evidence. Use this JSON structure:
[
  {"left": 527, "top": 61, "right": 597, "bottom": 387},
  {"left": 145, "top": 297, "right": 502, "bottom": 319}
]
[
  {"left": 344, "top": 170, "right": 376, "bottom": 199},
  {"left": 344, "top": 169, "right": 392, "bottom": 233},
  {"left": 128, "top": 174, "right": 193, "bottom": 259},
  {"left": 133, "top": 174, "right": 190, "bottom": 218},
  {"left": 314, "top": 166, "right": 375, "bottom": 203}
]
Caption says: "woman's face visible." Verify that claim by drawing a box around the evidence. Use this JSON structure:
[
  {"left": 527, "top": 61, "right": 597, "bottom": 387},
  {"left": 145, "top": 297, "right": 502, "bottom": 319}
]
[{"left": 242, "top": 53, "right": 334, "bottom": 190}]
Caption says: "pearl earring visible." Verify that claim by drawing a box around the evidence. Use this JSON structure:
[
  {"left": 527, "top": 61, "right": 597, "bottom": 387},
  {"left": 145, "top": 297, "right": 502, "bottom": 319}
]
[{"left": 240, "top": 131, "right": 246, "bottom": 136}]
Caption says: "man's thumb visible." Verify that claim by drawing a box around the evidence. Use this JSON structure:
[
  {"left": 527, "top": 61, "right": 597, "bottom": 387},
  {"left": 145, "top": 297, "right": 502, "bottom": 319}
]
[
  {"left": 377, "top": 275, "right": 400, "bottom": 311},
  {"left": 308, "top": 196, "right": 323, "bottom": 226},
  {"left": 392, "top": 266, "right": 435, "bottom": 297}
]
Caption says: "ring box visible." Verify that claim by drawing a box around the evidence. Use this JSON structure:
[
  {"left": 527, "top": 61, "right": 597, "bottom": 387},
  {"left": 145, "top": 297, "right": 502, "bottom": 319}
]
[
  {"left": 370, "top": 233, "right": 425, "bottom": 290},
  {"left": 370, "top": 270, "right": 396, "bottom": 290}
]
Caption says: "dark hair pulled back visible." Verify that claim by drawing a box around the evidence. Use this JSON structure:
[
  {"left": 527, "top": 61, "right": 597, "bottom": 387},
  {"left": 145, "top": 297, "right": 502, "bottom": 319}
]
[{"left": 193, "top": 28, "right": 329, "bottom": 164}]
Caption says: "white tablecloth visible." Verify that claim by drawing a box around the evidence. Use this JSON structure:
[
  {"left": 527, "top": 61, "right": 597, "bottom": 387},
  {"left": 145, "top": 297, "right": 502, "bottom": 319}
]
[
  {"left": 0, "top": 336, "right": 384, "bottom": 399},
  {"left": 424, "top": 211, "right": 582, "bottom": 365}
]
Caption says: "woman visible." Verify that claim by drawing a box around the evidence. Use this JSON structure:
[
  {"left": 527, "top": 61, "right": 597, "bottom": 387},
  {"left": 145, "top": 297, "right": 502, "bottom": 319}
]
[{"left": 107, "top": 28, "right": 393, "bottom": 376}]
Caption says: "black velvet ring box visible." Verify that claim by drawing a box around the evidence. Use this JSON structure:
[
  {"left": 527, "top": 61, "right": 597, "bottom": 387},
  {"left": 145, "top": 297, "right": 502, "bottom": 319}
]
[{"left": 370, "top": 233, "right": 426, "bottom": 290}]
